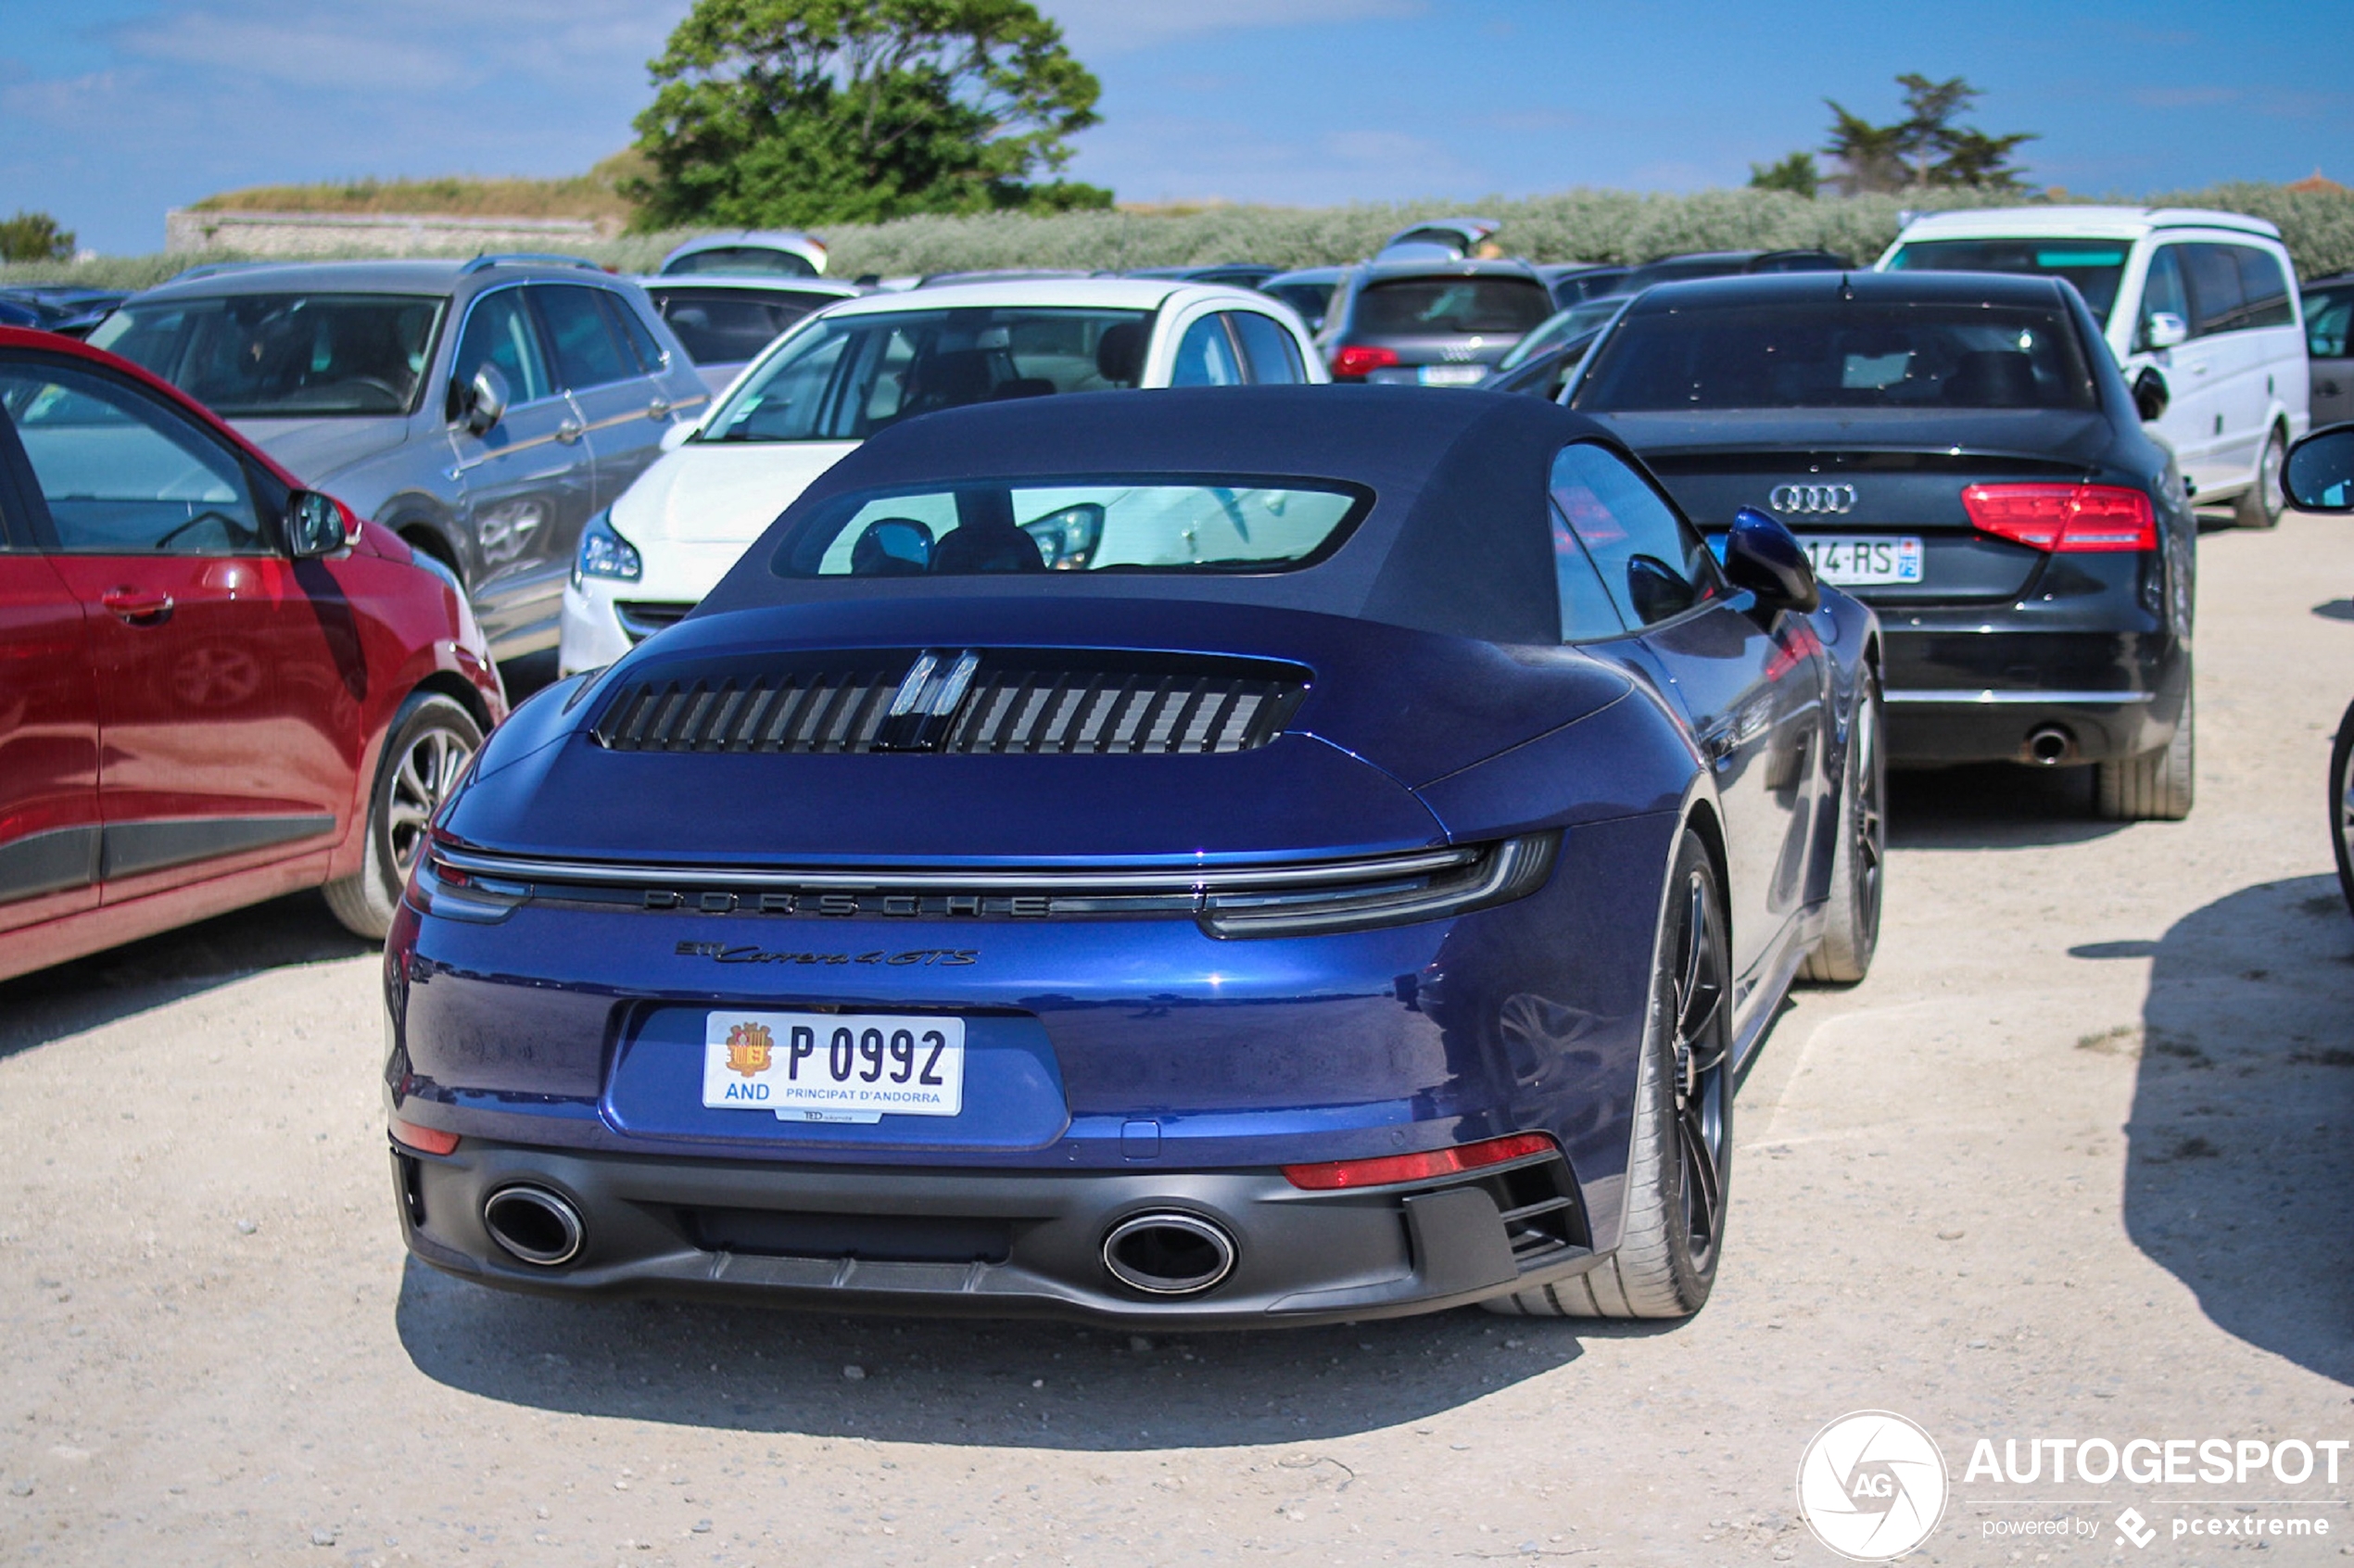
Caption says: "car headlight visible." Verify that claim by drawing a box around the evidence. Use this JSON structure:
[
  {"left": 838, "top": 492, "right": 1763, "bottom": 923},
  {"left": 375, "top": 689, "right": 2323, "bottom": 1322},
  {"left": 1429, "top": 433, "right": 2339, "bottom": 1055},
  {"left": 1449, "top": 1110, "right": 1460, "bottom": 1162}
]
[{"left": 574, "top": 510, "right": 642, "bottom": 586}]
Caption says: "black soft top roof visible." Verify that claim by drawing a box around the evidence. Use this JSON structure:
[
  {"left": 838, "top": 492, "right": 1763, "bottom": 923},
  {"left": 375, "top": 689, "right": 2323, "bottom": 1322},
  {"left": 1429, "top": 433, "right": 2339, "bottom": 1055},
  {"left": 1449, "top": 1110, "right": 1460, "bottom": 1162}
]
[{"left": 702, "top": 386, "right": 1615, "bottom": 645}]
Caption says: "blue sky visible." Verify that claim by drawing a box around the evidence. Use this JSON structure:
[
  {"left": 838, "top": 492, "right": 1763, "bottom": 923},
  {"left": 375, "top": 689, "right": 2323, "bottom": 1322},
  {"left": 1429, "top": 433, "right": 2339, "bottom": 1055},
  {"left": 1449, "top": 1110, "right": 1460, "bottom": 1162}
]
[{"left": 0, "top": 0, "right": 2342, "bottom": 255}]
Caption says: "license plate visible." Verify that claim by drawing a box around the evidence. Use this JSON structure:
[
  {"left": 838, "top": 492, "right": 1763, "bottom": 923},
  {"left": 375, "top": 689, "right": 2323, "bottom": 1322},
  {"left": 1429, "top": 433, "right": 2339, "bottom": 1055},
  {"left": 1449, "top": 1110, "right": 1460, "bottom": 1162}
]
[
  {"left": 1418, "top": 364, "right": 1487, "bottom": 386},
  {"left": 703, "top": 1012, "right": 965, "bottom": 1123},
  {"left": 1802, "top": 534, "right": 1923, "bottom": 586}
]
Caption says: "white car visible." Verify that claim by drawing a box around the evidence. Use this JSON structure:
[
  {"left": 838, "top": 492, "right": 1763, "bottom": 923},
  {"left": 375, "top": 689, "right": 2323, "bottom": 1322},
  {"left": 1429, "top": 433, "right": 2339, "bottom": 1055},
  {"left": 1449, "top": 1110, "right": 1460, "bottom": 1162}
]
[
  {"left": 559, "top": 279, "right": 1326, "bottom": 675},
  {"left": 1879, "top": 207, "right": 2310, "bottom": 526}
]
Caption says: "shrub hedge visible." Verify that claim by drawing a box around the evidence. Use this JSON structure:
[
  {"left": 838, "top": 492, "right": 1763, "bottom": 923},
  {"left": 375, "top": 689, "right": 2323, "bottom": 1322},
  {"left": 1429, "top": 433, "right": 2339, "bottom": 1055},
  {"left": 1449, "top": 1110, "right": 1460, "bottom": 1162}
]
[{"left": 8, "top": 182, "right": 2350, "bottom": 292}]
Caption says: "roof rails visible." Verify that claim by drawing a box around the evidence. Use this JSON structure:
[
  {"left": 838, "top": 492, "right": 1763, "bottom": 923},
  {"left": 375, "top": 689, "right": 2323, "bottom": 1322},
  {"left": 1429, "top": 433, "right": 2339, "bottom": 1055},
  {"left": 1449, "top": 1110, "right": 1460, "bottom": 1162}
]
[{"left": 459, "top": 253, "right": 605, "bottom": 276}]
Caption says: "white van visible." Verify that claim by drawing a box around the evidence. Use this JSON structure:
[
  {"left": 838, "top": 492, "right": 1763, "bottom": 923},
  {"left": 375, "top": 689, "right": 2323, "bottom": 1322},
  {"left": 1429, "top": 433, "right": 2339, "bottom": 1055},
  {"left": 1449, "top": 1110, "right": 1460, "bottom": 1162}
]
[{"left": 1879, "top": 208, "right": 2309, "bottom": 526}]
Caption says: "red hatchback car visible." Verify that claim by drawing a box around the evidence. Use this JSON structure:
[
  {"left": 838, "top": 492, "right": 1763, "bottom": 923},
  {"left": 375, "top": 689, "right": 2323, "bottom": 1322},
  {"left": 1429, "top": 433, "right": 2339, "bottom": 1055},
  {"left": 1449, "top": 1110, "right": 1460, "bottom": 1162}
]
[{"left": 0, "top": 326, "right": 504, "bottom": 982}]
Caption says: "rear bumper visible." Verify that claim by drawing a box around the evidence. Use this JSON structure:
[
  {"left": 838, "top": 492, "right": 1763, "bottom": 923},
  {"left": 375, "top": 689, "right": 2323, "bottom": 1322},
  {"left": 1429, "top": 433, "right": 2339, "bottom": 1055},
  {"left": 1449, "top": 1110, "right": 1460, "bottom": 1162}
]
[
  {"left": 393, "top": 1137, "right": 1596, "bottom": 1328},
  {"left": 1878, "top": 622, "right": 2187, "bottom": 765}
]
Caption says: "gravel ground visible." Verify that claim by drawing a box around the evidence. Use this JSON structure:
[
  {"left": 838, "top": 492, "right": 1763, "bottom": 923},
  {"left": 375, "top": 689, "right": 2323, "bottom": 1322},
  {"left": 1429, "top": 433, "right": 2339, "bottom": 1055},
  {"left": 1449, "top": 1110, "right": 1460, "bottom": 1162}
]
[{"left": 3, "top": 511, "right": 2349, "bottom": 1567}]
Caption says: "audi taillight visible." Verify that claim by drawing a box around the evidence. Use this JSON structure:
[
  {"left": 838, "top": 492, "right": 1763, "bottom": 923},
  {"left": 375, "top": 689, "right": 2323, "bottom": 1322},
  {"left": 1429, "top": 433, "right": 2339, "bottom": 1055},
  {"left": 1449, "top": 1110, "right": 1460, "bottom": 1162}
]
[
  {"left": 1281, "top": 1131, "right": 1559, "bottom": 1191},
  {"left": 1329, "top": 345, "right": 1399, "bottom": 380},
  {"left": 1961, "top": 484, "right": 2156, "bottom": 552}
]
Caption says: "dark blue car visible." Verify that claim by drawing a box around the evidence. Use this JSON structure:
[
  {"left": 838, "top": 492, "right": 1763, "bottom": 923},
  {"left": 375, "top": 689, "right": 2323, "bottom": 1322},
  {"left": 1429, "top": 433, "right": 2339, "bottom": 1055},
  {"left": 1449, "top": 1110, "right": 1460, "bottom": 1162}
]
[{"left": 384, "top": 386, "right": 1882, "bottom": 1325}]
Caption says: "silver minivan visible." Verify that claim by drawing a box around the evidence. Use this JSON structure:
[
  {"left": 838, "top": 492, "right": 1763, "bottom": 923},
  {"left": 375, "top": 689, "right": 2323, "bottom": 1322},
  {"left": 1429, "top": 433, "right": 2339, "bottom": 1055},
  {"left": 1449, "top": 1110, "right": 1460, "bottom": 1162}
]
[
  {"left": 90, "top": 257, "right": 710, "bottom": 660},
  {"left": 1880, "top": 207, "right": 2310, "bottom": 526}
]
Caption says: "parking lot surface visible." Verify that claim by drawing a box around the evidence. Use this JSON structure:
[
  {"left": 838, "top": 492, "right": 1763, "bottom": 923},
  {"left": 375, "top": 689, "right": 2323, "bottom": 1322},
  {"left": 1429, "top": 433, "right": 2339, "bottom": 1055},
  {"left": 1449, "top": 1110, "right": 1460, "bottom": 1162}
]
[{"left": 2, "top": 512, "right": 2349, "bottom": 1566}]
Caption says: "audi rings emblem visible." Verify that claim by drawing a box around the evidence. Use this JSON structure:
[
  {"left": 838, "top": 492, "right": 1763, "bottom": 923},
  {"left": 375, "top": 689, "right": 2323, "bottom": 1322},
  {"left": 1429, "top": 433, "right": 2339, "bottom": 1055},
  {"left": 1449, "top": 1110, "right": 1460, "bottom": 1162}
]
[{"left": 1767, "top": 483, "right": 1858, "bottom": 515}]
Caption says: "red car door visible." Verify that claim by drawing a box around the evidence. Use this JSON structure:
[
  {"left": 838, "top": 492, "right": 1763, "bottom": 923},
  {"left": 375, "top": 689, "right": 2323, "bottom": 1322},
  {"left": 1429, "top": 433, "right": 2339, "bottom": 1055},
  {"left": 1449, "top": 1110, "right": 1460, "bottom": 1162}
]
[
  {"left": 0, "top": 508, "right": 101, "bottom": 934},
  {"left": 0, "top": 353, "right": 353, "bottom": 904}
]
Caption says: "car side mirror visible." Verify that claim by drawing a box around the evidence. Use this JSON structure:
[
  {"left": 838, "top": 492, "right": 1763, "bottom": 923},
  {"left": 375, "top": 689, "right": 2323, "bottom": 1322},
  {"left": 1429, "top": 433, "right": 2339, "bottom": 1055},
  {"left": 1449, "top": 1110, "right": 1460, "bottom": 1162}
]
[
  {"left": 2284, "top": 424, "right": 2354, "bottom": 513},
  {"left": 285, "top": 489, "right": 355, "bottom": 558},
  {"left": 1723, "top": 506, "right": 1820, "bottom": 613},
  {"left": 2133, "top": 367, "right": 2170, "bottom": 424},
  {"left": 461, "top": 364, "right": 510, "bottom": 435},
  {"left": 2145, "top": 311, "right": 2189, "bottom": 351}
]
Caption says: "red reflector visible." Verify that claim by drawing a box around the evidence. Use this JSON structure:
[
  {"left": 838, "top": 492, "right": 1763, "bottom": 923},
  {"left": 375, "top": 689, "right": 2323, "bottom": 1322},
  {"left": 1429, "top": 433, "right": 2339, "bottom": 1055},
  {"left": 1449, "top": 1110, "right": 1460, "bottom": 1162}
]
[
  {"left": 1282, "top": 1131, "right": 1558, "bottom": 1191},
  {"left": 1330, "top": 344, "right": 1400, "bottom": 380},
  {"left": 390, "top": 1118, "right": 460, "bottom": 1156},
  {"left": 1961, "top": 483, "right": 2155, "bottom": 552}
]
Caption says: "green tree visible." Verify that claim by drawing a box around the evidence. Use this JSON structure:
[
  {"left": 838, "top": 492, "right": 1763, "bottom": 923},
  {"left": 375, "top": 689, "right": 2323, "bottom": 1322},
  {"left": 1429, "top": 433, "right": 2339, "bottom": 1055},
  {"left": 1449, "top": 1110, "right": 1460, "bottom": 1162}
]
[
  {"left": 1822, "top": 74, "right": 2033, "bottom": 195},
  {"left": 1748, "top": 152, "right": 1820, "bottom": 198},
  {"left": 628, "top": 0, "right": 1108, "bottom": 230},
  {"left": 0, "top": 210, "right": 75, "bottom": 262}
]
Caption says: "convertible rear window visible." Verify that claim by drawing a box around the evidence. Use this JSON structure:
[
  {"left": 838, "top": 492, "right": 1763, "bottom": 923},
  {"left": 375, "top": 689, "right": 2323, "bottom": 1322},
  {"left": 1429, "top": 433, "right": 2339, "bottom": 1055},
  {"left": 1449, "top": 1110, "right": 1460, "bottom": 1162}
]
[
  {"left": 1571, "top": 301, "right": 2099, "bottom": 412},
  {"left": 771, "top": 479, "right": 1371, "bottom": 577},
  {"left": 90, "top": 293, "right": 444, "bottom": 417}
]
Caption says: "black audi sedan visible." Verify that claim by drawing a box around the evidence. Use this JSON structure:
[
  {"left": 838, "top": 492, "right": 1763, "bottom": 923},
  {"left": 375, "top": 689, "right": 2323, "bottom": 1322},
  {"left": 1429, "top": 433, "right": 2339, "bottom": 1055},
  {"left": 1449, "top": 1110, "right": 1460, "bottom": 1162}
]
[{"left": 1565, "top": 271, "right": 2196, "bottom": 818}]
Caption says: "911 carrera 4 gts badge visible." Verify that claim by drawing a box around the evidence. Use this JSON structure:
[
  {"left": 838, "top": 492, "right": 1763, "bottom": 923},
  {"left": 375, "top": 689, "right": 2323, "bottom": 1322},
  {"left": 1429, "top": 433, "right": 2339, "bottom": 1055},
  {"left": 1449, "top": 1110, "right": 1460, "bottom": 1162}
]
[{"left": 724, "top": 1021, "right": 774, "bottom": 1077}]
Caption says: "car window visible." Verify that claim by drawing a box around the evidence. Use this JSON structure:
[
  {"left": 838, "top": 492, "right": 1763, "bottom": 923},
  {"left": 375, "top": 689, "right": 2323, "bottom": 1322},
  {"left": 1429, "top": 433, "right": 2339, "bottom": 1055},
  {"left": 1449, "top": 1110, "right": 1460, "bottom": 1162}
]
[
  {"left": 1170, "top": 315, "right": 1245, "bottom": 387},
  {"left": 2139, "top": 247, "right": 2189, "bottom": 349},
  {"left": 597, "top": 291, "right": 670, "bottom": 374},
  {"left": 1230, "top": 311, "right": 1306, "bottom": 384},
  {"left": 1354, "top": 278, "right": 1551, "bottom": 335},
  {"left": 2307, "top": 287, "right": 2354, "bottom": 359},
  {"left": 1261, "top": 281, "right": 1335, "bottom": 330},
  {"left": 774, "top": 479, "right": 1370, "bottom": 577},
  {"left": 2229, "top": 247, "right": 2295, "bottom": 330},
  {"left": 703, "top": 307, "right": 1156, "bottom": 443},
  {"left": 1885, "top": 239, "right": 2130, "bottom": 322},
  {"left": 653, "top": 289, "right": 826, "bottom": 366},
  {"left": 87, "top": 292, "right": 442, "bottom": 417},
  {"left": 452, "top": 289, "right": 552, "bottom": 407},
  {"left": 1550, "top": 502, "right": 1627, "bottom": 641},
  {"left": 2181, "top": 244, "right": 2246, "bottom": 339},
  {"left": 1572, "top": 300, "right": 2098, "bottom": 412},
  {"left": 1549, "top": 442, "right": 1718, "bottom": 627},
  {"left": 0, "top": 360, "right": 263, "bottom": 555},
  {"left": 534, "top": 285, "right": 638, "bottom": 390}
]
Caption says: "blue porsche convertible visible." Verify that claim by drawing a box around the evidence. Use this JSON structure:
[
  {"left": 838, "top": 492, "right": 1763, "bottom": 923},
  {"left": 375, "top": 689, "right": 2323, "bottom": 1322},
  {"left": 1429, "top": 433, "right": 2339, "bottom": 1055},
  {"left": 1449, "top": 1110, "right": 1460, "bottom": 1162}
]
[{"left": 383, "top": 386, "right": 1882, "bottom": 1324}]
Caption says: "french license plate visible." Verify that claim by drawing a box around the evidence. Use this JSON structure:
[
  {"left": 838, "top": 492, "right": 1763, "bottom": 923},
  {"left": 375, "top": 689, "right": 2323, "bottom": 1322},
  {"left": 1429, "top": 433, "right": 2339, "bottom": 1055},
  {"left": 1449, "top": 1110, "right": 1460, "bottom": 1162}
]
[
  {"left": 703, "top": 1012, "right": 965, "bottom": 1123},
  {"left": 1418, "top": 363, "right": 1487, "bottom": 386},
  {"left": 1803, "top": 534, "right": 1923, "bottom": 586}
]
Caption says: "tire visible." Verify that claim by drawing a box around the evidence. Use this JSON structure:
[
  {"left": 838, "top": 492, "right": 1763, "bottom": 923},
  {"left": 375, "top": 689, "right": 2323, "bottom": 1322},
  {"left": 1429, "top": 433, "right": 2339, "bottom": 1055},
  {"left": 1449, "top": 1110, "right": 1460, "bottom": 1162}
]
[
  {"left": 2330, "top": 696, "right": 2354, "bottom": 917},
  {"left": 1799, "top": 667, "right": 1884, "bottom": 984},
  {"left": 1484, "top": 830, "right": 1731, "bottom": 1319},
  {"left": 323, "top": 692, "right": 483, "bottom": 941},
  {"left": 2094, "top": 677, "right": 2195, "bottom": 822},
  {"left": 2235, "top": 426, "right": 2286, "bottom": 529}
]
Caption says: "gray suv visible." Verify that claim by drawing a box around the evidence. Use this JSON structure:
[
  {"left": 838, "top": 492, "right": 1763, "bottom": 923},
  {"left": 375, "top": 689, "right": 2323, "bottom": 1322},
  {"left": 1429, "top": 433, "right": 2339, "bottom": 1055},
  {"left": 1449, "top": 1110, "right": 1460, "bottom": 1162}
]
[{"left": 89, "top": 257, "right": 709, "bottom": 661}]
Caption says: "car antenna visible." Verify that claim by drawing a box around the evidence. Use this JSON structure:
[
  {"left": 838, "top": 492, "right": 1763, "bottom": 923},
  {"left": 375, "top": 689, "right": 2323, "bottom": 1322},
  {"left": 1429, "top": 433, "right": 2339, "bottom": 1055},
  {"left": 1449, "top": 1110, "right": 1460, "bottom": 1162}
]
[{"left": 1839, "top": 272, "right": 1854, "bottom": 301}]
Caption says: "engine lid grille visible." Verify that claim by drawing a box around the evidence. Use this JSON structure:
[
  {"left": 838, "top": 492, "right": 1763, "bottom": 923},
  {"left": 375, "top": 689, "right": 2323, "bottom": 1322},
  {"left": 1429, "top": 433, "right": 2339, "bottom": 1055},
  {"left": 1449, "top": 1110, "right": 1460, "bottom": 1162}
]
[{"left": 591, "top": 649, "right": 1310, "bottom": 757}]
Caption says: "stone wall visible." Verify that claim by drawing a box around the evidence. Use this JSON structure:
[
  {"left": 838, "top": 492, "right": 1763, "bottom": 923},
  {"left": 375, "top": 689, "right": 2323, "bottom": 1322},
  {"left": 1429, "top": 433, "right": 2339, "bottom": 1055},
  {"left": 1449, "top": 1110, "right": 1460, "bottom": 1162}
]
[{"left": 163, "top": 209, "right": 619, "bottom": 257}]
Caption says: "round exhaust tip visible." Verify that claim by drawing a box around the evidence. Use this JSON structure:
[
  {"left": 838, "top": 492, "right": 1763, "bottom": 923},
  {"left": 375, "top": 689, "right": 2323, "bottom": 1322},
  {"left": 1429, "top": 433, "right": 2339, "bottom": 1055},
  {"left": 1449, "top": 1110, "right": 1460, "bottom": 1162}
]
[
  {"left": 1101, "top": 1211, "right": 1236, "bottom": 1296},
  {"left": 482, "top": 1184, "right": 585, "bottom": 1267},
  {"left": 2025, "top": 724, "right": 2075, "bottom": 766}
]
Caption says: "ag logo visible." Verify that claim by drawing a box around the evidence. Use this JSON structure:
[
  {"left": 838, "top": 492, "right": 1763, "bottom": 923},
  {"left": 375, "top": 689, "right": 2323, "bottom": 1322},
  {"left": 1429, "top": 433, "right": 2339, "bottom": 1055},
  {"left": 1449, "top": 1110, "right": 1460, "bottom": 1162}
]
[{"left": 1796, "top": 1410, "right": 1948, "bottom": 1561}]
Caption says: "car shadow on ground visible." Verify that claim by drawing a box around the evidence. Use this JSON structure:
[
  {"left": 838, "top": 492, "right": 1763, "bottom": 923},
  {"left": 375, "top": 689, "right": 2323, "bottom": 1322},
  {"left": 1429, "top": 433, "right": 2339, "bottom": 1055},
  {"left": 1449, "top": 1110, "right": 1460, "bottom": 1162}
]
[
  {"left": 0, "top": 891, "right": 373, "bottom": 1060},
  {"left": 2113, "top": 873, "right": 2354, "bottom": 1384},
  {"left": 1888, "top": 763, "right": 2127, "bottom": 850},
  {"left": 391, "top": 1258, "right": 1673, "bottom": 1448}
]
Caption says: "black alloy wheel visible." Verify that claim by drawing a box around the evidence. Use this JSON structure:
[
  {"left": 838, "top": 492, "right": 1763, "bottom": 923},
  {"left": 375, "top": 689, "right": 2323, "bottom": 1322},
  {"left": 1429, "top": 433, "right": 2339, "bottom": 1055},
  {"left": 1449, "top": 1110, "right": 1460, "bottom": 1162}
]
[
  {"left": 2331, "top": 694, "right": 2354, "bottom": 917},
  {"left": 1669, "top": 860, "right": 1730, "bottom": 1273}
]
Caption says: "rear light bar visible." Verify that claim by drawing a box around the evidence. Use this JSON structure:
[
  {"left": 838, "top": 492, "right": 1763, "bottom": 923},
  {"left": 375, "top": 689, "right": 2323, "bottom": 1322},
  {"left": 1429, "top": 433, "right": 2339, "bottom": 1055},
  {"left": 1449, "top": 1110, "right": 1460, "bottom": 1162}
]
[
  {"left": 1282, "top": 1130, "right": 1559, "bottom": 1191},
  {"left": 1330, "top": 345, "right": 1399, "bottom": 380},
  {"left": 390, "top": 1118, "right": 460, "bottom": 1156},
  {"left": 1961, "top": 483, "right": 2156, "bottom": 552}
]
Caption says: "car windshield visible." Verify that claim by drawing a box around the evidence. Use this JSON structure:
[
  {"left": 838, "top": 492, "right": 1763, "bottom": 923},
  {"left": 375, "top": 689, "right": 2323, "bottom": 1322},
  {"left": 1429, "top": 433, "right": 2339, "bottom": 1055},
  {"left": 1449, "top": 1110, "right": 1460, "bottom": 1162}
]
[
  {"left": 1885, "top": 239, "right": 2130, "bottom": 322},
  {"left": 651, "top": 287, "right": 835, "bottom": 365},
  {"left": 1496, "top": 299, "right": 1624, "bottom": 370},
  {"left": 89, "top": 293, "right": 444, "bottom": 417},
  {"left": 1262, "top": 281, "right": 1335, "bottom": 325},
  {"left": 771, "top": 479, "right": 1370, "bottom": 577},
  {"left": 1571, "top": 301, "right": 2099, "bottom": 411},
  {"left": 702, "top": 307, "right": 1156, "bottom": 444},
  {"left": 1353, "top": 277, "right": 1551, "bottom": 336}
]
